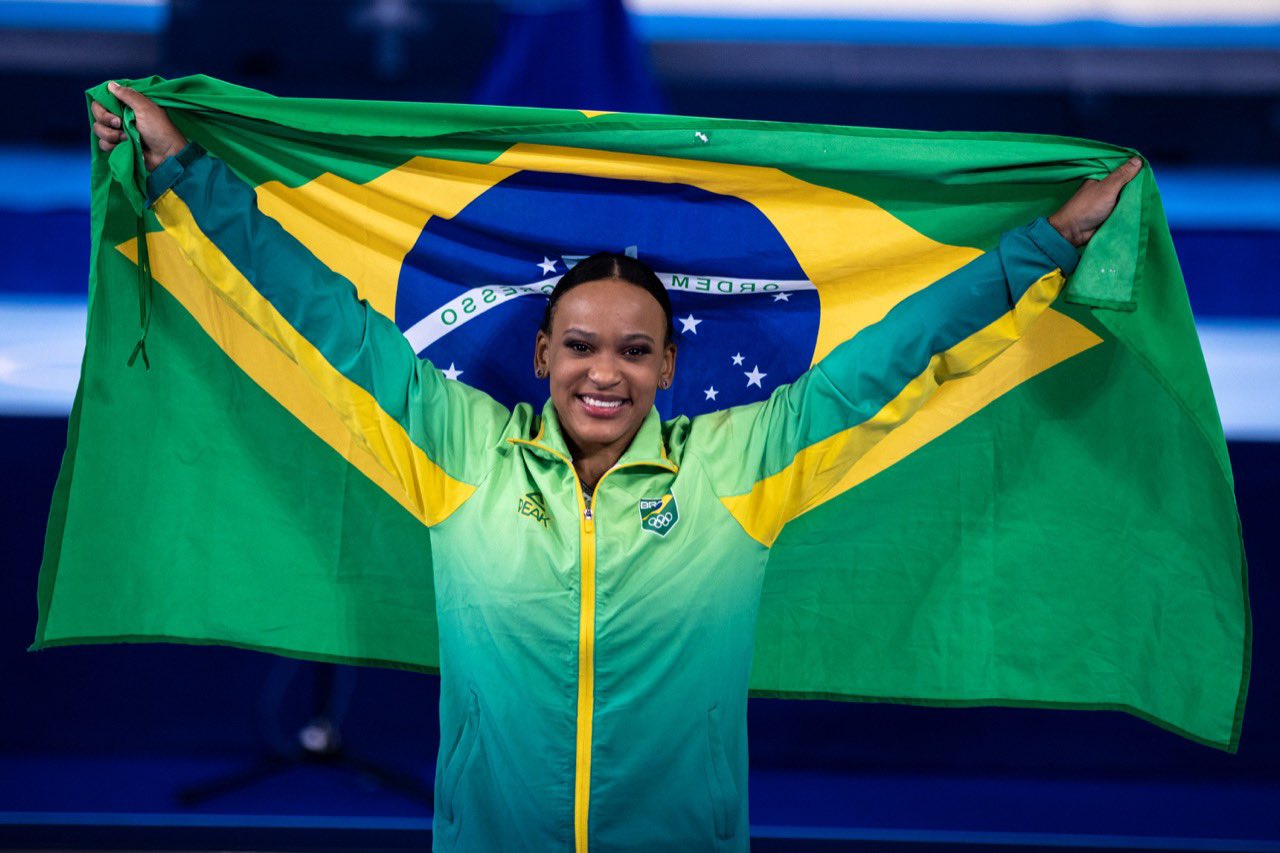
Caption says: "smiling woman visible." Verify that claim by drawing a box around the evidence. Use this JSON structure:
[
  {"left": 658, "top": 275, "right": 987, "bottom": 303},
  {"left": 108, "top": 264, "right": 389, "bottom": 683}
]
[
  {"left": 82, "top": 81, "right": 1149, "bottom": 852},
  {"left": 534, "top": 253, "right": 679, "bottom": 495}
]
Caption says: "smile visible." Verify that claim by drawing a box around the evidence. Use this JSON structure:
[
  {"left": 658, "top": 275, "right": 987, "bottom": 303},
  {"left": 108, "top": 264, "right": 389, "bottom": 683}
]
[{"left": 578, "top": 395, "right": 629, "bottom": 417}]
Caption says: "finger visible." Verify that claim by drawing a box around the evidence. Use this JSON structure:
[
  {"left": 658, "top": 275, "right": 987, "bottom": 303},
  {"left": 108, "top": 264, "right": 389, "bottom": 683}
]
[
  {"left": 98, "top": 137, "right": 115, "bottom": 153},
  {"left": 90, "top": 100, "right": 121, "bottom": 127},
  {"left": 91, "top": 120, "right": 125, "bottom": 143},
  {"left": 1102, "top": 156, "right": 1143, "bottom": 188}
]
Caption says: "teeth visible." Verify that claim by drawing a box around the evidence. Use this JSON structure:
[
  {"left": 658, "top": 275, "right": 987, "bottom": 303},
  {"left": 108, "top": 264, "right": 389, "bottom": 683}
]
[{"left": 582, "top": 396, "right": 623, "bottom": 409}]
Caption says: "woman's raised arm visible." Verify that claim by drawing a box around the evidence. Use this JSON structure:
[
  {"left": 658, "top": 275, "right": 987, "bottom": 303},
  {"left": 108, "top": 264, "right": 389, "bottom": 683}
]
[
  {"left": 92, "top": 83, "right": 511, "bottom": 525},
  {"left": 687, "top": 159, "right": 1142, "bottom": 548}
]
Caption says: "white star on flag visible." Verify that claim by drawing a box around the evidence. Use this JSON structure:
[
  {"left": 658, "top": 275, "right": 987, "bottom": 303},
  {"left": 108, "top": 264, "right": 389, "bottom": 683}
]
[
  {"left": 744, "top": 365, "right": 767, "bottom": 388},
  {"left": 772, "top": 292, "right": 791, "bottom": 302},
  {"left": 731, "top": 352, "right": 745, "bottom": 366},
  {"left": 704, "top": 386, "right": 719, "bottom": 401},
  {"left": 442, "top": 362, "right": 464, "bottom": 381},
  {"left": 678, "top": 314, "right": 702, "bottom": 334},
  {"left": 538, "top": 257, "right": 558, "bottom": 276}
]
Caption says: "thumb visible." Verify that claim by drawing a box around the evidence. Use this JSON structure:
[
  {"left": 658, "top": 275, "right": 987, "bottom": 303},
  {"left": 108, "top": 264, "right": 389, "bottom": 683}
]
[
  {"left": 1102, "top": 156, "right": 1143, "bottom": 189},
  {"left": 107, "top": 80, "right": 146, "bottom": 111}
]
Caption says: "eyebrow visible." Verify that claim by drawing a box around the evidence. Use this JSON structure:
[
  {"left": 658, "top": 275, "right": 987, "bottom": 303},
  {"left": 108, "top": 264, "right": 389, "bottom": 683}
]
[{"left": 562, "top": 328, "right": 656, "bottom": 345}]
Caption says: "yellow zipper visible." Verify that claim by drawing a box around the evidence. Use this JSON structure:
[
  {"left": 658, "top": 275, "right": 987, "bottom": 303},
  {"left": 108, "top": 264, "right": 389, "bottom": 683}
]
[
  {"left": 576, "top": 474, "right": 595, "bottom": 853},
  {"left": 507, "top": 436, "right": 677, "bottom": 853}
]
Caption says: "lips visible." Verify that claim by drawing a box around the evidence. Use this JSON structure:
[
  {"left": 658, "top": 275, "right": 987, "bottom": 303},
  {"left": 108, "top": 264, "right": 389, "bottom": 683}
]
[{"left": 577, "top": 394, "right": 629, "bottom": 418}]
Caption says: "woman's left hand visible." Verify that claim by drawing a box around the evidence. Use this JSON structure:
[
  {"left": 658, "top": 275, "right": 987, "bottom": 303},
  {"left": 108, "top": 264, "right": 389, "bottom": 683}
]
[{"left": 1048, "top": 156, "right": 1144, "bottom": 248}]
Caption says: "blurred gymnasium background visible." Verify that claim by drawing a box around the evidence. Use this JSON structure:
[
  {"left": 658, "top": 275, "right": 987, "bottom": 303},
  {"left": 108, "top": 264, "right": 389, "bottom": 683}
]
[{"left": 2, "top": 1, "right": 1277, "bottom": 849}]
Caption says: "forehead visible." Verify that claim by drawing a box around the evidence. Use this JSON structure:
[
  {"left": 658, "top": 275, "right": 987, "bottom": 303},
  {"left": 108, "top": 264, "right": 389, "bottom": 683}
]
[{"left": 551, "top": 277, "right": 666, "bottom": 336}]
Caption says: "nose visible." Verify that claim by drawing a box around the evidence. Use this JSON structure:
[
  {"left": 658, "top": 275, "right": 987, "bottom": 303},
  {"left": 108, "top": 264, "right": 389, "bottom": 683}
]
[{"left": 587, "top": 353, "right": 623, "bottom": 388}]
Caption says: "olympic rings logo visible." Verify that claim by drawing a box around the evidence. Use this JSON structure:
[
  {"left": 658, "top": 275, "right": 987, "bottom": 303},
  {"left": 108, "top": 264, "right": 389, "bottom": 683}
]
[{"left": 647, "top": 511, "right": 674, "bottom": 529}]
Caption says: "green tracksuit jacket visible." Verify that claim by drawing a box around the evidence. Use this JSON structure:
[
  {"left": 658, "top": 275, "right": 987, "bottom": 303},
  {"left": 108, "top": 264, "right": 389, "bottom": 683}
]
[{"left": 146, "top": 142, "right": 1078, "bottom": 852}]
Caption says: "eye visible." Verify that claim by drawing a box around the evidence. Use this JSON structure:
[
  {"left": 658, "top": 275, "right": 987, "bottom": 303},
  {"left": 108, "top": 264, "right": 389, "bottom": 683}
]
[
  {"left": 565, "top": 340, "right": 590, "bottom": 354},
  {"left": 624, "top": 346, "right": 651, "bottom": 358}
]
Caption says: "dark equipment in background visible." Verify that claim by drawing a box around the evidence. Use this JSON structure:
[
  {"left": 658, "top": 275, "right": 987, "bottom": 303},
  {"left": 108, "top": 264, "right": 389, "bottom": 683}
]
[{"left": 176, "top": 661, "right": 433, "bottom": 809}]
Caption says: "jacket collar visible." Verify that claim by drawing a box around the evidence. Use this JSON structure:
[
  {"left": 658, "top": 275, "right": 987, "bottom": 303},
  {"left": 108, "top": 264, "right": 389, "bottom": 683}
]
[{"left": 508, "top": 397, "right": 677, "bottom": 473}]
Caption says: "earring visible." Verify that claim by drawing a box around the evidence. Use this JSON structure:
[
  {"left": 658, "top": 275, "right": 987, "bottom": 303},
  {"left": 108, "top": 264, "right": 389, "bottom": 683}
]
[
  {"left": 659, "top": 378, "right": 670, "bottom": 390},
  {"left": 535, "top": 368, "right": 546, "bottom": 378}
]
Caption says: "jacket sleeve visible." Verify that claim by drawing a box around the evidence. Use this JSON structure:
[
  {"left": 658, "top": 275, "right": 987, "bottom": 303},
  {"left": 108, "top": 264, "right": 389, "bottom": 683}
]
[
  {"left": 145, "top": 142, "right": 510, "bottom": 525},
  {"left": 688, "top": 218, "right": 1079, "bottom": 548}
]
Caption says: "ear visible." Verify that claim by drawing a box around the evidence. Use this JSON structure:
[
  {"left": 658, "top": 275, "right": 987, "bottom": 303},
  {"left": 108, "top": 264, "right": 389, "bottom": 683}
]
[
  {"left": 660, "top": 341, "right": 677, "bottom": 387},
  {"left": 533, "top": 329, "right": 549, "bottom": 377}
]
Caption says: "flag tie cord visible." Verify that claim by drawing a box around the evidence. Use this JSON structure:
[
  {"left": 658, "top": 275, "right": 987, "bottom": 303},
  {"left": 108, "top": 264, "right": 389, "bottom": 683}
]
[{"left": 127, "top": 212, "right": 153, "bottom": 370}]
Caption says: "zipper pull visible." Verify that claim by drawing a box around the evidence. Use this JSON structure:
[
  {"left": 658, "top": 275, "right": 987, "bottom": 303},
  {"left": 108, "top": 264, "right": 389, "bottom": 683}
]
[{"left": 583, "top": 507, "right": 593, "bottom": 521}]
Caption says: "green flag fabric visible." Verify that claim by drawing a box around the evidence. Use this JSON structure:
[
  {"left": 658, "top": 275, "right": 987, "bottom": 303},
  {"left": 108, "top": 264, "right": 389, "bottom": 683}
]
[{"left": 34, "top": 74, "right": 1249, "bottom": 755}]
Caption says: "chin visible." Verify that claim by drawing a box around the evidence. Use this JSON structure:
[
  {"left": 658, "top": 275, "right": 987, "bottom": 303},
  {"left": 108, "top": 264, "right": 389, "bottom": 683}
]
[{"left": 571, "top": 417, "right": 632, "bottom": 447}]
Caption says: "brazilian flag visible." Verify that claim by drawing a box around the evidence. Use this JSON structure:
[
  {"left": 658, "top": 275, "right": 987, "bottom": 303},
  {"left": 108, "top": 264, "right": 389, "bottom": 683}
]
[{"left": 33, "top": 75, "right": 1250, "bottom": 752}]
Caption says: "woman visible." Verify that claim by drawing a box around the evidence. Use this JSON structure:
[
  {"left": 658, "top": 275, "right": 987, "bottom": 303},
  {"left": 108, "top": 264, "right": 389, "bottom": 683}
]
[{"left": 93, "top": 82, "right": 1141, "bottom": 852}]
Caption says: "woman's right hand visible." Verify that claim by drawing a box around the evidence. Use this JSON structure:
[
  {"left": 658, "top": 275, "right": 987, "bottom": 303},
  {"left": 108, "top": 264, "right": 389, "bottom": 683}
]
[{"left": 91, "top": 81, "right": 188, "bottom": 173}]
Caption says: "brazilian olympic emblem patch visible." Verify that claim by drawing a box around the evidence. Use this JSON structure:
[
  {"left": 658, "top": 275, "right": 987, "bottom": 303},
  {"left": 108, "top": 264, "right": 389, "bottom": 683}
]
[{"left": 639, "top": 494, "right": 679, "bottom": 537}]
